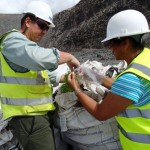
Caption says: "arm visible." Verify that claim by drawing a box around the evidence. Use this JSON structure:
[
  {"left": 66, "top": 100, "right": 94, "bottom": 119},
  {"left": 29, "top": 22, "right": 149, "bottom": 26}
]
[
  {"left": 67, "top": 72, "right": 134, "bottom": 121},
  {"left": 102, "top": 77, "right": 114, "bottom": 89},
  {"left": 2, "top": 32, "right": 59, "bottom": 71},
  {"left": 59, "top": 51, "right": 80, "bottom": 70},
  {"left": 2, "top": 32, "right": 80, "bottom": 71},
  {"left": 74, "top": 91, "right": 132, "bottom": 121}
]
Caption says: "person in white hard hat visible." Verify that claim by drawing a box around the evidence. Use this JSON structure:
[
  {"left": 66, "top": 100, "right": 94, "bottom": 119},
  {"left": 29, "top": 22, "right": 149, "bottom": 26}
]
[
  {"left": 67, "top": 9, "right": 150, "bottom": 150},
  {"left": 0, "top": 1, "right": 80, "bottom": 150}
]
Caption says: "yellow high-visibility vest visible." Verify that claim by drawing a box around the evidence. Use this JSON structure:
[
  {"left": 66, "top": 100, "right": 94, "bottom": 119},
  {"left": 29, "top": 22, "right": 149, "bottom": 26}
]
[
  {"left": 0, "top": 31, "right": 55, "bottom": 120},
  {"left": 115, "top": 48, "right": 150, "bottom": 149}
]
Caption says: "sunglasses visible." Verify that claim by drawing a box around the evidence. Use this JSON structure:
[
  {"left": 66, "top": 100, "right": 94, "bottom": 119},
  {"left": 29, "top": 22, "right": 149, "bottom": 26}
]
[{"left": 35, "top": 19, "right": 50, "bottom": 31}]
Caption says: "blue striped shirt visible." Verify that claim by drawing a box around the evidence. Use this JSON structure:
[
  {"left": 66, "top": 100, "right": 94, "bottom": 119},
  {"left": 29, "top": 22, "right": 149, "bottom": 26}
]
[{"left": 111, "top": 73, "right": 150, "bottom": 106}]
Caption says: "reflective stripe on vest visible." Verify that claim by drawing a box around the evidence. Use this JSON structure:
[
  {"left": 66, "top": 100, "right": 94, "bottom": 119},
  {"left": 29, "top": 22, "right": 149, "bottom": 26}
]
[
  {"left": 1, "top": 97, "right": 53, "bottom": 106},
  {"left": 118, "top": 108, "right": 150, "bottom": 118},
  {"left": 118, "top": 124, "right": 150, "bottom": 144},
  {"left": 128, "top": 62, "right": 150, "bottom": 76},
  {"left": 117, "top": 103, "right": 150, "bottom": 144},
  {"left": 0, "top": 76, "right": 48, "bottom": 85}
]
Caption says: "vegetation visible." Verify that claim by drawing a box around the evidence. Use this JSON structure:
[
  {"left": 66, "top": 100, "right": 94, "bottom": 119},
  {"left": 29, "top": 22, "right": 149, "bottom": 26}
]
[{"left": 60, "top": 73, "right": 74, "bottom": 93}]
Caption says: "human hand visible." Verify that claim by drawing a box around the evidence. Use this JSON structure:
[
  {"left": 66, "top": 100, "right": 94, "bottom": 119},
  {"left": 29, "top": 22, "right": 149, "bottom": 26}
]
[
  {"left": 67, "top": 55, "right": 80, "bottom": 71},
  {"left": 59, "top": 52, "right": 80, "bottom": 71},
  {"left": 67, "top": 72, "right": 81, "bottom": 91}
]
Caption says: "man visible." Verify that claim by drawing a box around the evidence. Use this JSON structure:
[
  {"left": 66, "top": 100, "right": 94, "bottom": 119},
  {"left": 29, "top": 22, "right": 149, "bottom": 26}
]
[
  {"left": 67, "top": 9, "right": 150, "bottom": 149},
  {"left": 0, "top": 1, "right": 80, "bottom": 150}
]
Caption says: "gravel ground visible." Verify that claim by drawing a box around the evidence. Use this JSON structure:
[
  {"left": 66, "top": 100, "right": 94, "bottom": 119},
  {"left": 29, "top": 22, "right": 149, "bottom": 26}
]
[{"left": 71, "top": 48, "right": 120, "bottom": 65}]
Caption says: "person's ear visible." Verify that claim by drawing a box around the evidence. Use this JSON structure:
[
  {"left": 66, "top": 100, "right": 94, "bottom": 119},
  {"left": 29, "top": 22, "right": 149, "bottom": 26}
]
[{"left": 25, "top": 17, "right": 32, "bottom": 28}]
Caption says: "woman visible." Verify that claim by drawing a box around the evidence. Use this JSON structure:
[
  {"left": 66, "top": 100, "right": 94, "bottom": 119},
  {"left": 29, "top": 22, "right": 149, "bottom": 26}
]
[{"left": 67, "top": 9, "right": 150, "bottom": 150}]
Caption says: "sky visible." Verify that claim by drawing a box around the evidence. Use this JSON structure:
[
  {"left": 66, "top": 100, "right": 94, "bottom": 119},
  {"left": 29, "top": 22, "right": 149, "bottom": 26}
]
[{"left": 0, "top": 0, "right": 80, "bottom": 15}]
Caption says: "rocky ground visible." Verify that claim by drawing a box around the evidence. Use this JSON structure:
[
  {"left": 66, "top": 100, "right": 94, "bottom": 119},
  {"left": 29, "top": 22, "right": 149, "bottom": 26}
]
[{"left": 70, "top": 48, "right": 120, "bottom": 65}]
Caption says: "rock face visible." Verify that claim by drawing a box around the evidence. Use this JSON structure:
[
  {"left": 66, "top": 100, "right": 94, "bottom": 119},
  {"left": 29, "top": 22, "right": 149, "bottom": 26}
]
[
  {"left": 0, "top": 0, "right": 150, "bottom": 54},
  {"left": 44, "top": 0, "right": 150, "bottom": 51},
  {"left": 0, "top": 14, "right": 22, "bottom": 35}
]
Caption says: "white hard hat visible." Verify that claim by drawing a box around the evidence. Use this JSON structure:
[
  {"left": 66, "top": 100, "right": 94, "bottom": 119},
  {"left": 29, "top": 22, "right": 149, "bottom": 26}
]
[
  {"left": 23, "top": 1, "right": 55, "bottom": 28},
  {"left": 102, "top": 9, "right": 150, "bottom": 42}
]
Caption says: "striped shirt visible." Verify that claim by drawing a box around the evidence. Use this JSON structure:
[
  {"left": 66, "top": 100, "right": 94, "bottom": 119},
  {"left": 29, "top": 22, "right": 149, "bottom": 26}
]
[{"left": 111, "top": 73, "right": 150, "bottom": 106}]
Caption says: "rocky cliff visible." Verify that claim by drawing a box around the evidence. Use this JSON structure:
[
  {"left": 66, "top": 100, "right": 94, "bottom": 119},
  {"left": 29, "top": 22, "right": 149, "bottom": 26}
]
[
  {"left": 44, "top": 0, "right": 150, "bottom": 51},
  {"left": 0, "top": 0, "right": 150, "bottom": 53}
]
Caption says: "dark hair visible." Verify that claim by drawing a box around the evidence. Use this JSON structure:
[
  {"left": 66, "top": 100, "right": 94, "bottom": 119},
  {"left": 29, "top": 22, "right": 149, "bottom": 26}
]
[
  {"left": 21, "top": 13, "right": 36, "bottom": 27},
  {"left": 128, "top": 36, "right": 144, "bottom": 50},
  {"left": 111, "top": 36, "right": 144, "bottom": 51}
]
